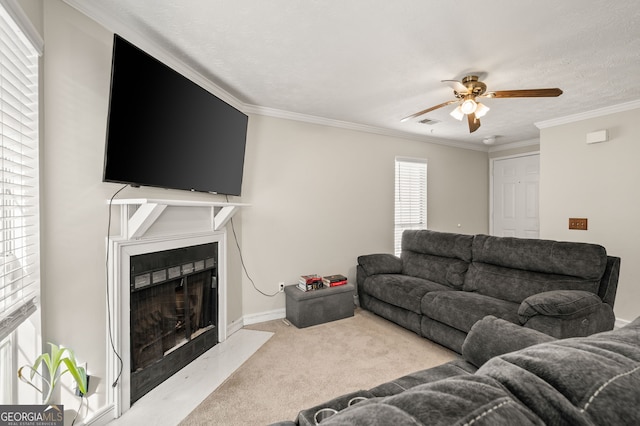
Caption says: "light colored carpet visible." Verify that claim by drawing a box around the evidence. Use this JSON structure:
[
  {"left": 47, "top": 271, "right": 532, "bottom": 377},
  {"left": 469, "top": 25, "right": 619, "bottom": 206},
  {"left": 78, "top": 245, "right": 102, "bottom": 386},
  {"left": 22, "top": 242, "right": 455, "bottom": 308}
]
[{"left": 180, "top": 308, "right": 456, "bottom": 425}]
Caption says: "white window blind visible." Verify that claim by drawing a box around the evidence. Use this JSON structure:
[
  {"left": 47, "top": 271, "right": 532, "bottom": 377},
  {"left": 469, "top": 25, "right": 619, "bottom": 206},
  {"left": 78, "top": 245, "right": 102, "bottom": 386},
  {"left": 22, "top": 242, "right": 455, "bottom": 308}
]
[
  {"left": 394, "top": 157, "right": 427, "bottom": 256},
  {"left": 0, "top": 3, "right": 40, "bottom": 342}
]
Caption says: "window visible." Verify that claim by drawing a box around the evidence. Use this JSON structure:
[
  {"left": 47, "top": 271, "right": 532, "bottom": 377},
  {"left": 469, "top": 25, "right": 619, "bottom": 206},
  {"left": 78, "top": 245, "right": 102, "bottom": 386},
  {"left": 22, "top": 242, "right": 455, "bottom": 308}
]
[
  {"left": 0, "top": 1, "right": 42, "bottom": 404},
  {"left": 394, "top": 157, "right": 427, "bottom": 256}
]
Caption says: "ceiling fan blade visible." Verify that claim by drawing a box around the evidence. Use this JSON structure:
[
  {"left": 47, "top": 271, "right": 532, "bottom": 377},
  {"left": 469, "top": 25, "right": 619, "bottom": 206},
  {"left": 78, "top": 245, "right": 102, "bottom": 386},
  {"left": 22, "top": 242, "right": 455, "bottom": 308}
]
[
  {"left": 467, "top": 113, "right": 481, "bottom": 133},
  {"left": 486, "top": 88, "right": 563, "bottom": 98},
  {"left": 400, "top": 99, "right": 458, "bottom": 122},
  {"left": 441, "top": 79, "right": 468, "bottom": 94}
]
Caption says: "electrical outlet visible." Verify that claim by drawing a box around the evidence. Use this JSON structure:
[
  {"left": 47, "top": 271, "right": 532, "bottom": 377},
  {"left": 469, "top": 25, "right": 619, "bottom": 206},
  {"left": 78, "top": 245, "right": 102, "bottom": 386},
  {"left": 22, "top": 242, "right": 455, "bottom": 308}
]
[{"left": 278, "top": 282, "right": 285, "bottom": 292}]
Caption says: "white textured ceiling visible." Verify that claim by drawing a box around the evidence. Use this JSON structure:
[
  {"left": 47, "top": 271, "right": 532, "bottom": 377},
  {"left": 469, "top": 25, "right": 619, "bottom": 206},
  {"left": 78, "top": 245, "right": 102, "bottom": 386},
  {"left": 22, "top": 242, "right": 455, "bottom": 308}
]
[{"left": 65, "top": 0, "right": 640, "bottom": 148}]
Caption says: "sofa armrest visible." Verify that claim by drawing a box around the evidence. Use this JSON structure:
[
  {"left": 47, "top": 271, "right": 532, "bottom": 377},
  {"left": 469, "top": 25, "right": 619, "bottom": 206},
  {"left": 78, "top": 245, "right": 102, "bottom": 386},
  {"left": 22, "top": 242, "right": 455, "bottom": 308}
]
[
  {"left": 518, "top": 290, "right": 604, "bottom": 323},
  {"left": 357, "top": 254, "right": 402, "bottom": 276},
  {"left": 519, "top": 290, "right": 615, "bottom": 338},
  {"left": 461, "top": 316, "right": 556, "bottom": 368}
]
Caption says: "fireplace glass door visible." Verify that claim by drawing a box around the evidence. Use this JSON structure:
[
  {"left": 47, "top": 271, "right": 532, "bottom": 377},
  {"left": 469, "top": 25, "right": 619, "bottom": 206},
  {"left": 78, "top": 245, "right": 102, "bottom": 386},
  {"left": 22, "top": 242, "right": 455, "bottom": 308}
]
[{"left": 129, "top": 243, "right": 218, "bottom": 403}]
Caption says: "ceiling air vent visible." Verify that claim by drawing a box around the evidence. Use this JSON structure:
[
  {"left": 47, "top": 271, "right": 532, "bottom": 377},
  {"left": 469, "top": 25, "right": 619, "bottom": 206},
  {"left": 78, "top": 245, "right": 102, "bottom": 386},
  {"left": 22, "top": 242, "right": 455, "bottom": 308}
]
[{"left": 419, "top": 118, "right": 440, "bottom": 125}]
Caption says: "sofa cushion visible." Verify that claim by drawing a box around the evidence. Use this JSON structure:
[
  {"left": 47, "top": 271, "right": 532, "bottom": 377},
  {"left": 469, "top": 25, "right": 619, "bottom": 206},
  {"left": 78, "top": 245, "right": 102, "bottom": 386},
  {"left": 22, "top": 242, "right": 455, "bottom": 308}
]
[
  {"left": 362, "top": 274, "right": 452, "bottom": 314},
  {"left": 464, "top": 262, "right": 600, "bottom": 304},
  {"left": 470, "top": 234, "right": 607, "bottom": 279},
  {"left": 401, "top": 229, "right": 473, "bottom": 262},
  {"left": 322, "top": 375, "right": 542, "bottom": 426},
  {"left": 400, "top": 230, "right": 473, "bottom": 289},
  {"left": 478, "top": 318, "right": 640, "bottom": 425},
  {"left": 462, "top": 316, "right": 556, "bottom": 368},
  {"left": 421, "top": 291, "right": 520, "bottom": 332},
  {"left": 368, "top": 358, "right": 477, "bottom": 397},
  {"left": 402, "top": 252, "right": 469, "bottom": 289}
]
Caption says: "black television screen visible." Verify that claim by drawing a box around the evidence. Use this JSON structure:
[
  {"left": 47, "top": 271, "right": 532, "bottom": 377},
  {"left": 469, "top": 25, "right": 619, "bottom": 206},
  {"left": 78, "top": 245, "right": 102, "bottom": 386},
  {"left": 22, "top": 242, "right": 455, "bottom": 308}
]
[{"left": 103, "top": 34, "right": 248, "bottom": 195}]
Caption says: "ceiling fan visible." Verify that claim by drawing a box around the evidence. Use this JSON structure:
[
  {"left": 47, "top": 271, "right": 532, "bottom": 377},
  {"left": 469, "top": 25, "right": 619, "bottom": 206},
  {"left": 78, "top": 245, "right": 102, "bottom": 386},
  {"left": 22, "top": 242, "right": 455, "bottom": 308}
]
[{"left": 401, "top": 75, "right": 563, "bottom": 133}]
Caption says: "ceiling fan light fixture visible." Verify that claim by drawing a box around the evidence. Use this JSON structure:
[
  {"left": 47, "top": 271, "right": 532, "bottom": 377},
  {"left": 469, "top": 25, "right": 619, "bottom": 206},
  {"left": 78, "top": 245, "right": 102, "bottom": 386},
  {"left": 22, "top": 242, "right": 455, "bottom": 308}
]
[
  {"left": 460, "top": 98, "right": 477, "bottom": 114},
  {"left": 403, "top": 75, "right": 563, "bottom": 134},
  {"left": 450, "top": 105, "right": 465, "bottom": 121},
  {"left": 475, "top": 102, "right": 490, "bottom": 118}
]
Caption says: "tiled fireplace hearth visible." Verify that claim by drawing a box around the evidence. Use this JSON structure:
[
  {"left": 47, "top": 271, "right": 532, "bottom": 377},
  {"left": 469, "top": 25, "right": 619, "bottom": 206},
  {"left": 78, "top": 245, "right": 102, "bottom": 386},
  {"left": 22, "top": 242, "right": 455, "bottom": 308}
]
[{"left": 106, "top": 198, "right": 244, "bottom": 418}]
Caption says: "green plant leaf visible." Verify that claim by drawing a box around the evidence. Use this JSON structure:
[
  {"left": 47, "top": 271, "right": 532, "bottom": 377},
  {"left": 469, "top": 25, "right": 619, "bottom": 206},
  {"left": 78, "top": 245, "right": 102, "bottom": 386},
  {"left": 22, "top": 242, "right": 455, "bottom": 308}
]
[
  {"left": 48, "top": 343, "right": 63, "bottom": 380},
  {"left": 29, "top": 353, "right": 49, "bottom": 380},
  {"left": 61, "top": 358, "right": 87, "bottom": 395},
  {"left": 61, "top": 346, "right": 88, "bottom": 396},
  {"left": 19, "top": 342, "right": 88, "bottom": 404}
]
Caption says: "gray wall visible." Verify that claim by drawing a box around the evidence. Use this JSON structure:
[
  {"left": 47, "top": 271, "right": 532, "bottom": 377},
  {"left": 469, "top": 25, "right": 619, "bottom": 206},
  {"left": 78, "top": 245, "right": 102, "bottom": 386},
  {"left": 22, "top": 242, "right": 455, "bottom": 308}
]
[{"left": 240, "top": 115, "right": 489, "bottom": 316}]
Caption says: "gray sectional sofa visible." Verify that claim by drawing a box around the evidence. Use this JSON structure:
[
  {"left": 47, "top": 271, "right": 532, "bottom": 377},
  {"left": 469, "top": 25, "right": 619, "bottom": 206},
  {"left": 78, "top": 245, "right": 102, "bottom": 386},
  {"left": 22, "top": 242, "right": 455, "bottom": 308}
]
[
  {"left": 357, "top": 230, "right": 620, "bottom": 353},
  {"left": 273, "top": 315, "right": 640, "bottom": 425}
]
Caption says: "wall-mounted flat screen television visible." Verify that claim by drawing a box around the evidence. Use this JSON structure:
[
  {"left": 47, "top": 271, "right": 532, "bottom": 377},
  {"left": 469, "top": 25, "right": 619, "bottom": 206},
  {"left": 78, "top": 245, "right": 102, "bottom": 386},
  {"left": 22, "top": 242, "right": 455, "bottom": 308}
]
[{"left": 103, "top": 34, "right": 248, "bottom": 196}]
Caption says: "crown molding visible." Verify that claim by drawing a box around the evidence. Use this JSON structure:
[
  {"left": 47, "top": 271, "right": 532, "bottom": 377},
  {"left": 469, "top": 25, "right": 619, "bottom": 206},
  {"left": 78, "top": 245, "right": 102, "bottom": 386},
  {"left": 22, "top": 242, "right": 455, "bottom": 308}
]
[
  {"left": 535, "top": 99, "right": 640, "bottom": 129},
  {"left": 243, "top": 104, "right": 489, "bottom": 152},
  {"left": 487, "top": 138, "right": 539, "bottom": 153}
]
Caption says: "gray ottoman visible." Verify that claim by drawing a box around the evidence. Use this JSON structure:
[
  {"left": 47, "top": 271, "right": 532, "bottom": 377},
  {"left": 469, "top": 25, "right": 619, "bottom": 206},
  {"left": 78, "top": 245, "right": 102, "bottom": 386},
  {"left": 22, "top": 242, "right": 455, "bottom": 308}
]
[{"left": 284, "top": 283, "right": 355, "bottom": 328}]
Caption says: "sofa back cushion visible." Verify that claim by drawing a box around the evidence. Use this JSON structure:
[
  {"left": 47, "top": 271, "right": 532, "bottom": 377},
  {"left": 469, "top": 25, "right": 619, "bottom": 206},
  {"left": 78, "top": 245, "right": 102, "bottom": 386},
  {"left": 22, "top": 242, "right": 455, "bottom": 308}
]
[
  {"left": 401, "top": 230, "right": 473, "bottom": 288},
  {"left": 464, "top": 235, "right": 607, "bottom": 303},
  {"left": 477, "top": 317, "right": 640, "bottom": 426}
]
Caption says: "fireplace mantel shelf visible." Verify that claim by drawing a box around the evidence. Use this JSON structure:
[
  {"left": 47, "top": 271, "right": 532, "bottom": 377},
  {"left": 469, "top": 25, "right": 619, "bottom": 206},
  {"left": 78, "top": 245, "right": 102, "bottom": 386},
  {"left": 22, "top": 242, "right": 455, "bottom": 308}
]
[{"left": 111, "top": 198, "right": 248, "bottom": 240}]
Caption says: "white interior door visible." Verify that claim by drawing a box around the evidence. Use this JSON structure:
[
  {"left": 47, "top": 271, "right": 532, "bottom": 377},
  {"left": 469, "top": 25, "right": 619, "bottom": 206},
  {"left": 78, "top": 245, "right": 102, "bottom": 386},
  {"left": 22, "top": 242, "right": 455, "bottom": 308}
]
[{"left": 491, "top": 154, "right": 540, "bottom": 238}]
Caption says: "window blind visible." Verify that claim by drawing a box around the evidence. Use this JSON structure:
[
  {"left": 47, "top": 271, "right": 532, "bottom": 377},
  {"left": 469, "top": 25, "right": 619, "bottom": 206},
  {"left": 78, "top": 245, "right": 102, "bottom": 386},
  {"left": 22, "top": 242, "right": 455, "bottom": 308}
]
[
  {"left": 394, "top": 157, "right": 427, "bottom": 256},
  {"left": 0, "top": 3, "right": 40, "bottom": 341}
]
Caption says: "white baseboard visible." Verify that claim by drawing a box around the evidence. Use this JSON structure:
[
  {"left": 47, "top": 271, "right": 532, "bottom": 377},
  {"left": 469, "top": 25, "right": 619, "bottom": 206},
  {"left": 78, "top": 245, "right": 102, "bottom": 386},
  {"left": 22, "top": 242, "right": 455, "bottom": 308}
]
[
  {"left": 83, "top": 403, "right": 115, "bottom": 426},
  {"left": 243, "top": 308, "right": 286, "bottom": 326},
  {"left": 226, "top": 317, "right": 245, "bottom": 337},
  {"left": 225, "top": 308, "right": 286, "bottom": 338}
]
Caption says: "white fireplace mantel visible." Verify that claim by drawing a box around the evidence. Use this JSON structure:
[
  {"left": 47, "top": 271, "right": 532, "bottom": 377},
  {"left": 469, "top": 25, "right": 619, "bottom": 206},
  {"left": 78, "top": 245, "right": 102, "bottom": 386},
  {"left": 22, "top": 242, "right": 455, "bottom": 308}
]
[
  {"left": 105, "top": 198, "right": 247, "bottom": 420},
  {"left": 111, "top": 198, "right": 248, "bottom": 240}
]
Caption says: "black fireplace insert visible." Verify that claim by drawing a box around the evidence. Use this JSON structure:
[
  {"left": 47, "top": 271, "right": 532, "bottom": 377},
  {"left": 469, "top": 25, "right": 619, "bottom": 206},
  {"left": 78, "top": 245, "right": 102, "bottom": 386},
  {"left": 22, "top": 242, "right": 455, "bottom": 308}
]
[{"left": 129, "top": 243, "right": 218, "bottom": 404}]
